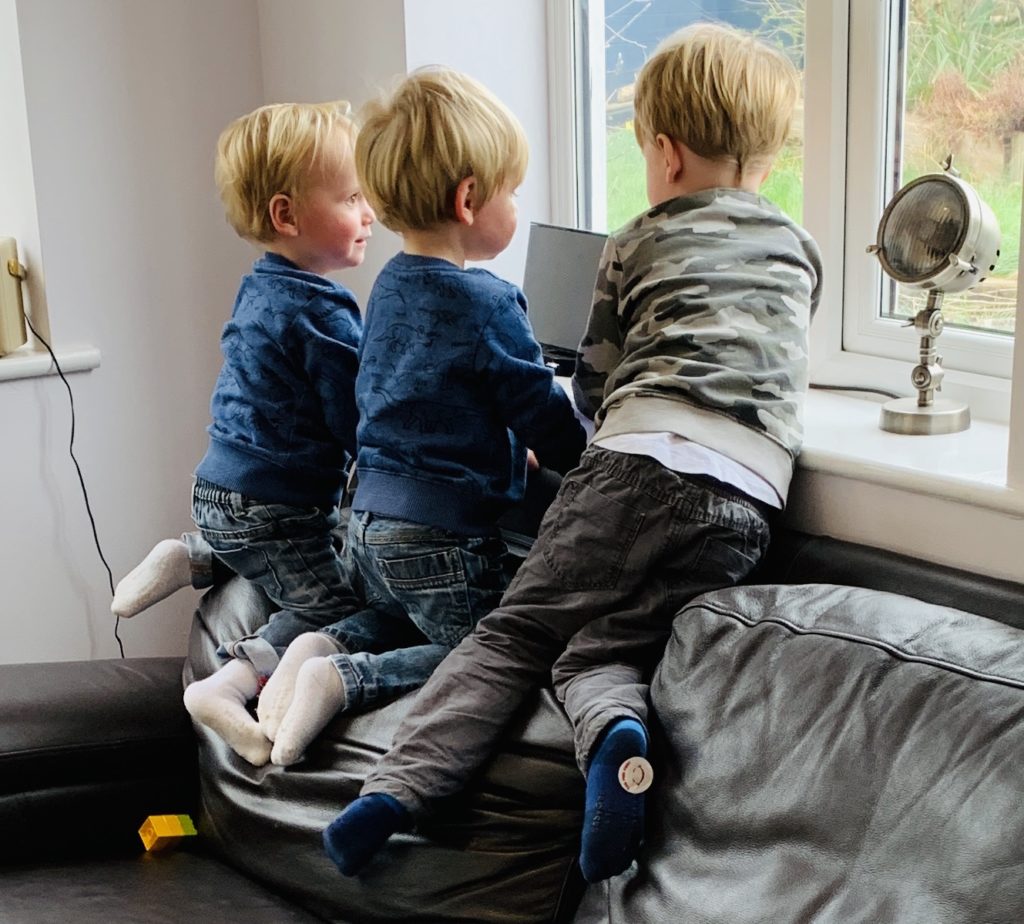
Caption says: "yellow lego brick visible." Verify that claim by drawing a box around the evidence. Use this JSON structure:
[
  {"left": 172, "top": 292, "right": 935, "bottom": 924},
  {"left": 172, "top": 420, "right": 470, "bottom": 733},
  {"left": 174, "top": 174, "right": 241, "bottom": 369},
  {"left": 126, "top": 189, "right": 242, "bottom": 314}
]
[{"left": 138, "top": 813, "right": 197, "bottom": 852}]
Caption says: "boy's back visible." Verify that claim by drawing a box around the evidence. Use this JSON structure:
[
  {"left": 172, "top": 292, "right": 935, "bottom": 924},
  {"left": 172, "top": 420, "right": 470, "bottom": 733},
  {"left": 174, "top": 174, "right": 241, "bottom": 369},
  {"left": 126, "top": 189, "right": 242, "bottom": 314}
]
[
  {"left": 575, "top": 187, "right": 822, "bottom": 505},
  {"left": 351, "top": 67, "right": 586, "bottom": 535},
  {"left": 199, "top": 253, "right": 361, "bottom": 510},
  {"left": 356, "top": 254, "right": 581, "bottom": 535}
]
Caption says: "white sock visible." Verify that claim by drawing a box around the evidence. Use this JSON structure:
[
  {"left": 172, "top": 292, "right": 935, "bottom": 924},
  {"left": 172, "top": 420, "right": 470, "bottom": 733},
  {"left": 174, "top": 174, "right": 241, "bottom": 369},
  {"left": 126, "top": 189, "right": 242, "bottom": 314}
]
[
  {"left": 183, "top": 659, "right": 272, "bottom": 766},
  {"left": 270, "top": 656, "right": 347, "bottom": 767},
  {"left": 111, "top": 539, "right": 193, "bottom": 618},
  {"left": 257, "top": 632, "right": 343, "bottom": 742}
]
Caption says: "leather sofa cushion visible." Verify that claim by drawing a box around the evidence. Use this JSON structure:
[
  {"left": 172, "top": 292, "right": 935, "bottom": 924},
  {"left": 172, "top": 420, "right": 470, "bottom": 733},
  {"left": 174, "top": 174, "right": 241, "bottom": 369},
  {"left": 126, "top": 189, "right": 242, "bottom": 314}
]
[
  {"left": 0, "top": 657, "right": 197, "bottom": 862},
  {"left": 0, "top": 853, "right": 325, "bottom": 924},
  {"left": 578, "top": 583, "right": 1024, "bottom": 924},
  {"left": 186, "top": 576, "right": 585, "bottom": 924}
]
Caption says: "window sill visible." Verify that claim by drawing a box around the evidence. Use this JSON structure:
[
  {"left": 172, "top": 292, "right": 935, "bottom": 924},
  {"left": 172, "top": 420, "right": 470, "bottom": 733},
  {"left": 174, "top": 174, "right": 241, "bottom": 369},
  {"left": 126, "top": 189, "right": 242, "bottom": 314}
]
[
  {"left": 792, "top": 388, "right": 1023, "bottom": 583},
  {"left": 800, "top": 388, "right": 1019, "bottom": 515},
  {"left": 0, "top": 343, "right": 101, "bottom": 382}
]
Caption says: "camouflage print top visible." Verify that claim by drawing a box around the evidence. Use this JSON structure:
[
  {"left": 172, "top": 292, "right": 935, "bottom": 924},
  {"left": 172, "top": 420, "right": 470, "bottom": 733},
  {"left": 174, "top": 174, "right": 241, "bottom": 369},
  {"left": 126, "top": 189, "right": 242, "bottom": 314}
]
[{"left": 572, "top": 188, "right": 822, "bottom": 504}]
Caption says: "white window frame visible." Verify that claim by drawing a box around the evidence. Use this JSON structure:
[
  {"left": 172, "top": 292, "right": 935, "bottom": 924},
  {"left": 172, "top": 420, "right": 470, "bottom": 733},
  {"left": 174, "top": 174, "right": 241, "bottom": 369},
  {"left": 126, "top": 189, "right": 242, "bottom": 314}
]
[
  {"left": 841, "top": 0, "right": 1014, "bottom": 382},
  {"left": 547, "top": 0, "right": 1022, "bottom": 425}
]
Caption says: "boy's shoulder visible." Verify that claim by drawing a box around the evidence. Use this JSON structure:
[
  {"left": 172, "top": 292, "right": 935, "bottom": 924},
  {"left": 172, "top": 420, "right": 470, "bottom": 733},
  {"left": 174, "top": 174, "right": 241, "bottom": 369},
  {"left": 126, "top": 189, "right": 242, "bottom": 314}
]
[
  {"left": 244, "top": 253, "right": 357, "bottom": 305},
  {"left": 464, "top": 266, "right": 523, "bottom": 298},
  {"left": 378, "top": 253, "right": 523, "bottom": 306},
  {"left": 235, "top": 254, "right": 360, "bottom": 338},
  {"left": 611, "top": 188, "right": 813, "bottom": 256}
]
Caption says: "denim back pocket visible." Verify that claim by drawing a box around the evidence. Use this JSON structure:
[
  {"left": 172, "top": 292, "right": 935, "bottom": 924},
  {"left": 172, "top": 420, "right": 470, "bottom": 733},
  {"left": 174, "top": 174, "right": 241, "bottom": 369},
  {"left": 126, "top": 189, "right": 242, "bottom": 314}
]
[
  {"left": 376, "top": 547, "right": 474, "bottom": 648},
  {"left": 377, "top": 547, "right": 464, "bottom": 589},
  {"left": 202, "top": 545, "right": 282, "bottom": 599}
]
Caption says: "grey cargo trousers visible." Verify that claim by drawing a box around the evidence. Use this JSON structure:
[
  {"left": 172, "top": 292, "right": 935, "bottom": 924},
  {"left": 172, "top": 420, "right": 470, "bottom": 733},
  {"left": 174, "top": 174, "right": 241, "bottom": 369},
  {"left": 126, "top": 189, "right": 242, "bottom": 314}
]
[{"left": 362, "top": 445, "right": 772, "bottom": 816}]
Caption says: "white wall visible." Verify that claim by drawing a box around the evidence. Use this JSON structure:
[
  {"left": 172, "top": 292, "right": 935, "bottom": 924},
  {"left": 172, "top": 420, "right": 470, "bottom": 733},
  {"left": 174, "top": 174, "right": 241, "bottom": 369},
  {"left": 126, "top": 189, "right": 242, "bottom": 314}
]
[
  {"left": 403, "top": 0, "right": 551, "bottom": 286},
  {"left": 255, "top": 0, "right": 407, "bottom": 304},
  {"left": 3, "top": 0, "right": 264, "bottom": 664},
  {"left": 0, "top": 0, "right": 49, "bottom": 342}
]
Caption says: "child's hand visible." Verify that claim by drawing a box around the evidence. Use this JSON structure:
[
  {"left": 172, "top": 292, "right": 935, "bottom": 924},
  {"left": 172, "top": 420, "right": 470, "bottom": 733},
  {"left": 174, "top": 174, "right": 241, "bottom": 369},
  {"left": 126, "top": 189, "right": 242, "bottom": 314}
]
[{"left": 526, "top": 449, "right": 539, "bottom": 472}]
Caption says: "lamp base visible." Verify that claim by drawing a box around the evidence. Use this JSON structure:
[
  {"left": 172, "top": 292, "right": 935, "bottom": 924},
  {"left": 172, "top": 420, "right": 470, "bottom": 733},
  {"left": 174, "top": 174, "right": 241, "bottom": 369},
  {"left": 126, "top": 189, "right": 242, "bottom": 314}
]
[{"left": 879, "top": 397, "right": 970, "bottom": 435}]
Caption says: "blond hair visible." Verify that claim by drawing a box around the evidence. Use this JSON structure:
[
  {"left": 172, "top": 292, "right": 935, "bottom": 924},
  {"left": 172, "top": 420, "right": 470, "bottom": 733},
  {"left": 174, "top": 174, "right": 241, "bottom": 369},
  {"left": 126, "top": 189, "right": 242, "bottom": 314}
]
[
  {"left": 215, "top": 101, "right": 357, "bottom": 242},
  {"left": 634, "top": 22, "right": 799, "bottom": 179},
  {"left": 355, "top": 68, "right": 528, "bottom": 232}
]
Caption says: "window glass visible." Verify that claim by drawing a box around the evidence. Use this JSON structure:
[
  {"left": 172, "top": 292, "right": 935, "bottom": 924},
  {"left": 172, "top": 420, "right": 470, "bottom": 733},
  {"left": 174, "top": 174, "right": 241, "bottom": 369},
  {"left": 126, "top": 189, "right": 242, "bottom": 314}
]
[
  {"left": 891, "top": 0, "right": 1022, "bottom": 335},
  {"left": 598, "top": 0, "right": 806, "bottom": 232}
]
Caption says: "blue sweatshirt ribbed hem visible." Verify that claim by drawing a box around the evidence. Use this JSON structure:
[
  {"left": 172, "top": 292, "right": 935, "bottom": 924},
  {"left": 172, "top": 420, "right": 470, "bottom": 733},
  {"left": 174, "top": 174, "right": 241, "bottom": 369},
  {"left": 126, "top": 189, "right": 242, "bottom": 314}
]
[
  {"left": 198, "top": 438, "right": 346, "bottom": 509},
  {"left": 353, "top": 469, "right": 502, "bottom": 537}
]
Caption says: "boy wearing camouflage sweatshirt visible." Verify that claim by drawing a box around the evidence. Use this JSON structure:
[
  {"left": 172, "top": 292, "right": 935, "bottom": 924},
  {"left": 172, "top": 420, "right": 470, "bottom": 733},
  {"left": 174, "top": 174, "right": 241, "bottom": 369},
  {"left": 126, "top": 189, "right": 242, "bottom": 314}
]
[{"left": 324, "top": 22, "right": 822, "bottom": 884}]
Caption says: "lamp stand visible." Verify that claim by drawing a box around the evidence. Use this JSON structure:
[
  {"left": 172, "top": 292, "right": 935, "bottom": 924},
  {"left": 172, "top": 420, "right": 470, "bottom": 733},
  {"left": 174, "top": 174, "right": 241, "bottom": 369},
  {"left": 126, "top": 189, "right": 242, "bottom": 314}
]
[{"left": 879, "top": 290, "right": 970, "bottom": 435}]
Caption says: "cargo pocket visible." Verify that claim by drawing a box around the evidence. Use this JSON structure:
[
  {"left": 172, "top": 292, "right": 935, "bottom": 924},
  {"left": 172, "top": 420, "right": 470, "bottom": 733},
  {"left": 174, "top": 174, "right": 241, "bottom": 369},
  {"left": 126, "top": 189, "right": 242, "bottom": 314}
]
[{"left": 541, "top": 479, "right": 644, "bottom": 591}]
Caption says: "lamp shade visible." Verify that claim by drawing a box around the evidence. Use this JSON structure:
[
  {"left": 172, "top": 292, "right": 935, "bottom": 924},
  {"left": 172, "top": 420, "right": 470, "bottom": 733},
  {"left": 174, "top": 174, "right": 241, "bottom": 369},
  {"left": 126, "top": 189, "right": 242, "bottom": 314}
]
[{"left": 873, "top": 172, "right": 1000, "bottom": 294}]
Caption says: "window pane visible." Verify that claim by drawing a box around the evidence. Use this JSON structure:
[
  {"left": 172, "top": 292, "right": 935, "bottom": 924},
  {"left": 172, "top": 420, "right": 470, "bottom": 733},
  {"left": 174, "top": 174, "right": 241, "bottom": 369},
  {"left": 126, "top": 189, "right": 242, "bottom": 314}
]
[
  {"left": 599, "top": 0, "right": 806, "bottom": 232},
  {"left": 891, "top": 0, "right": 1022, "bottom": 335}
]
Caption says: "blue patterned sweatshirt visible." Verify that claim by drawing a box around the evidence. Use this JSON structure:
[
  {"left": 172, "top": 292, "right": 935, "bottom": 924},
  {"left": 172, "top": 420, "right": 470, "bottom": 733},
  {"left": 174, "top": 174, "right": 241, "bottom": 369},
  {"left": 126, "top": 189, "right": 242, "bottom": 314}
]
[
  {"left": 195, "top": 252, "right": 361, "bottom": 509},
  {"left": 353, "top": 252, "right": 586, "bottom": 535}
]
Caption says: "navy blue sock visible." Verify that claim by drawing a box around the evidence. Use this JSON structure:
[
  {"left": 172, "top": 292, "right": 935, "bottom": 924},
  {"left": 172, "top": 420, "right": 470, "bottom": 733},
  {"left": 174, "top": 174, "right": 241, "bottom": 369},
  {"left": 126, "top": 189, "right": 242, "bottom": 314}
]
[
  {"left": 579, "top": 717, "right": 650, "bottom": 883},
  {"left": 322, "top": 793, "right": 412, "bottom": 876}
]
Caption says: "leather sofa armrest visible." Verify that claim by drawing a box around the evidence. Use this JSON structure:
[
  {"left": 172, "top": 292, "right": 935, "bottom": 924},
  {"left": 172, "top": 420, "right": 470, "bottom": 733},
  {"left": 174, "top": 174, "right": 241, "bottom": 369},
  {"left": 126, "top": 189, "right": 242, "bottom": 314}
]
[{"left": 0, "top": 657, "right": 199, "bottom": 863}]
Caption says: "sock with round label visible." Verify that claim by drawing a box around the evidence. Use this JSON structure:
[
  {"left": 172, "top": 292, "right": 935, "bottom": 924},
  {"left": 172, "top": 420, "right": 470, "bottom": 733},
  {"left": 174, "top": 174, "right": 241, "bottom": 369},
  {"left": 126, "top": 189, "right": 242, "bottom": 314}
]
[{"left": 579, "top": 717, "right": 651, "bottom": 883}]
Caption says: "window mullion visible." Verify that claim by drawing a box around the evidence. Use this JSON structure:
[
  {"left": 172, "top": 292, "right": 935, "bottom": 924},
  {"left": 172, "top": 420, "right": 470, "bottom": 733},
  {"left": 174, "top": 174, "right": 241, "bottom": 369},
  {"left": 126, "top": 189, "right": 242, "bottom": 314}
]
[
  {"left": 1007, "top": 184, "right": 1024, "bottom": 487},
  {"left": 841, "top": 0, "right": 894, "bottom": 363},
  {"left": 546, "top": 0, "right": 580, "bottom": 227},
  {"left": 581, "top": 0, "right": 606, "bottom": 232},
  {"left": 804, "top": 0, "right": 850, "bottom": 370}
]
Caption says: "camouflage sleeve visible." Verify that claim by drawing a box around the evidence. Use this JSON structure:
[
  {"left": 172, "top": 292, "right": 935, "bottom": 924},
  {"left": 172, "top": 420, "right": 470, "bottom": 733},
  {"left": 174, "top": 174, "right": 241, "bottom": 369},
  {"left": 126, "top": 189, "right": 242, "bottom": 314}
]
[
  {"left": 571, "top": 236, "right": 623, "bottom": 420},
  {"left": 806, "top": 236, "right": 823, "bottom": 321}
]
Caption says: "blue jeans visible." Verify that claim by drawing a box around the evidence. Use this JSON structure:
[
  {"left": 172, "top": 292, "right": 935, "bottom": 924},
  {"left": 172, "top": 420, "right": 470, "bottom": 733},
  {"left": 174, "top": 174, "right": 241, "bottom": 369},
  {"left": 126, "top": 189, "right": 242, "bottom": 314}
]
[
  {"left": 191, "top": 477, "right": 360, "bottom": 675},
  {"left": 181, "top": 530, "right": 230, "bottom": 589},
  {"left": 315, "top": 511, "right": 511, "bottom": 711}
]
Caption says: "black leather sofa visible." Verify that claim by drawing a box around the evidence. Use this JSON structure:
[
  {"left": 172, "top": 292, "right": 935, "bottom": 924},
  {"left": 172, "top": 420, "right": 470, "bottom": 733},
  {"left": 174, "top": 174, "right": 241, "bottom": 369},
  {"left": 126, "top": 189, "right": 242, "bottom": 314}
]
[{"left": 4, "top": 516, "right": 1024, "bottom": 923}]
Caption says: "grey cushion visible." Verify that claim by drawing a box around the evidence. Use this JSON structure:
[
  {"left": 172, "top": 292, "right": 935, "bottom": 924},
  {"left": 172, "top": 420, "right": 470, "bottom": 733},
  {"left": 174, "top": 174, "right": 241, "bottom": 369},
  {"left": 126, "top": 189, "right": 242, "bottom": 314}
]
[{"left": 577, "top": 583, "right": 1024, "bottom": 924}]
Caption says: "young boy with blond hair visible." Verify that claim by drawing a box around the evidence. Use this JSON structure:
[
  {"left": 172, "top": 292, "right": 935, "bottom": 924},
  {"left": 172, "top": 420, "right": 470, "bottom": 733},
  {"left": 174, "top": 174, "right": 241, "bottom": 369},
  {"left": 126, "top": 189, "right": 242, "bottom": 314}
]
[
  {"left": 259, "top": 67, "right": 587, "bottom": 767},
  {"left": 324, "top": 23, "right": 822, "bottom": 882},
  {"left": 118, "top": 100, "right": 375, "bottom": 765}
]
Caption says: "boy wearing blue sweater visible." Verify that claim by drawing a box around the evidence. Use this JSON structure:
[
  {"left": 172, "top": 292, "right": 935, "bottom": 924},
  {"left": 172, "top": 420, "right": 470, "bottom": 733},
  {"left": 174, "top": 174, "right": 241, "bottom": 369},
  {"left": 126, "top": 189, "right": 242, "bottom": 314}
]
[
  {"left": 261, "top": 68, "right": 587, "bottom": 767},
  {"left": 143, "top": 101, "right": 376, "bottom": 765},
  {"left": 323, "top": 24, "right": 822, "bottom": 883}
]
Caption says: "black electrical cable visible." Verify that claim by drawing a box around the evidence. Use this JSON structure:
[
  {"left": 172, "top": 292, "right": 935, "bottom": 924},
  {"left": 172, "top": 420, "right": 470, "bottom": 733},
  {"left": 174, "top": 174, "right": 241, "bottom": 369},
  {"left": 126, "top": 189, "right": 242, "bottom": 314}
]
[
  {"left": 23, "top": 315, "right": 124, "bottom": 658},
  {"left": 810, "top": 382, "right": 905, "bottom": 400}
]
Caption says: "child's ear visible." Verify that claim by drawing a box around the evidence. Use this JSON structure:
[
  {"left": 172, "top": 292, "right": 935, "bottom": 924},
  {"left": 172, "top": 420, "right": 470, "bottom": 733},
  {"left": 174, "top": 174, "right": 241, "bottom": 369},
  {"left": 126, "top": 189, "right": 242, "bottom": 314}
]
[
  {"left": 656, "top": 134, "right": 685, "bottom": 184},
  {"left": 269, "top": 193, "right": 299, "bottom": 237},
  {"left": 453, "top": 176, "right": 477, "bottom": 227}
]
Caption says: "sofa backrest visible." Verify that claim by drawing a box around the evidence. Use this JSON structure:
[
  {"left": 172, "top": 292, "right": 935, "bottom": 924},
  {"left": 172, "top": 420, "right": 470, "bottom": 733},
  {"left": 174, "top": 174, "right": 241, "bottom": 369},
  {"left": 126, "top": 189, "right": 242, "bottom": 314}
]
[
  {"left": 578, "top": 582, "right": 1024, "bottom": 924},
  {"left": 757, "top": 531, "right": 1024, "bottom": 628}
]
